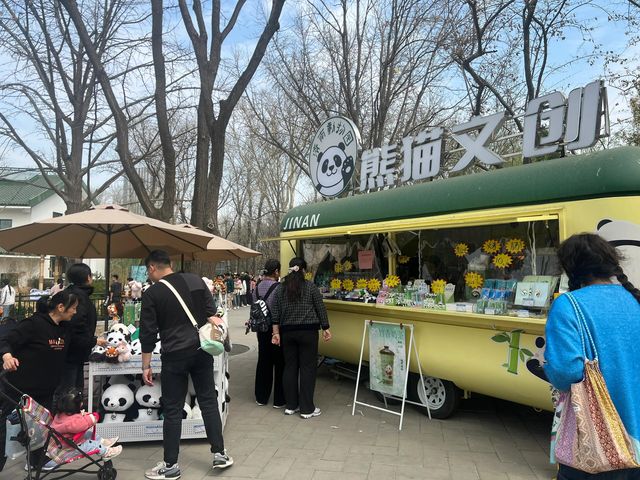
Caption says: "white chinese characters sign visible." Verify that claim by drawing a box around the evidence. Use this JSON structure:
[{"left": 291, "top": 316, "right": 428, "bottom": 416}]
[{"left": 309, "top": 80, "right": 608, "bottom": 197}]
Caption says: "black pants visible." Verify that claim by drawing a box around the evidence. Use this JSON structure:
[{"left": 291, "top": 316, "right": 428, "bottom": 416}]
[
  {"left": 60, "top": 361, "right": 85, "bottom": 392},
  {"left": 160, "top": 349, "right": 224, "bottom": 465},
  {"left": 281, "top": 329, "right": 319, "bottom": 415},
  {"left": 255, "top": 331, "right": 285, "bottom": 406},
  {"left": 558, "top": 465, "right": 640, "bottom": 479}
]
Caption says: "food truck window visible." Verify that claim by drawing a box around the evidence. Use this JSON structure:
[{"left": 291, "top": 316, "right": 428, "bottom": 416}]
[
  {"left": 302, "top": 234, "right": 389, "bottom": 295},
  {"left": 393, "top": 220, "right": 562, "bottom": 309}
]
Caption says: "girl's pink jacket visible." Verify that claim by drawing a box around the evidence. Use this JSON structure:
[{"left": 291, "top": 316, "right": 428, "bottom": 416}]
[{"left": 51, "top": 412, "right": 99, "bottom": 443}]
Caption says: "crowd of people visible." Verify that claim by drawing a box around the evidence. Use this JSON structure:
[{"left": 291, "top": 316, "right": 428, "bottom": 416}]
[{"left": 1, "top": 235, "right": 639, "bottom": 479}]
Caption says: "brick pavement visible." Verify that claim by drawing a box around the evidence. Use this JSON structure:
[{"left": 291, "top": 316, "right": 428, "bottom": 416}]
[{"left": 3, "top": 307, "right": 557, "bottom": 480}]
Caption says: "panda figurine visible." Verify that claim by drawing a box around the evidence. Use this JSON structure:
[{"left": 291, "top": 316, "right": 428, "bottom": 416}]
[
  {"left": 102, "top": 383, "right": 136, "bottom": 423},
  {"left": 134, "top": 381, "right": 162, "bottom": 422},
  {"left": 314, "top": 142, "right": 354, "bottom": 197}
]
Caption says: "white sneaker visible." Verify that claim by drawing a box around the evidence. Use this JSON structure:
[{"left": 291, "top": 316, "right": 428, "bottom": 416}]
[
  {"left": 284, "top": 407, "right": 299, "bottom": 415},
  {"left": 103, "top": 445, "right": 123, "bottom": 461},
  {"left": 300, "top": 407, "right": 322, "bottom": 419},
  {"left": 145, "top": 461, "right": 181, "bottom": 479},
  {"left": 101, "top": 436, "right": 119, "bottom": 448}
]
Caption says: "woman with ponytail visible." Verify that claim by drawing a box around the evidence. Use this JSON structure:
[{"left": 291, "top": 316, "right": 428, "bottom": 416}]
[
  {"left": 544, "top": 233, "right": 640, "bottom": 479},
  {"left": 0, "top": 290, "right": 79, "bottom": 471},
  {"left": 271, "top": 257, "right": 331, "bottom": 419}
]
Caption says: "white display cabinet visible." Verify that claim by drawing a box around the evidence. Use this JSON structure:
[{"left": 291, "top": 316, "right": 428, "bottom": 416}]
[{"left": 87, "top": 353, "right": 229, "bottom": 443}]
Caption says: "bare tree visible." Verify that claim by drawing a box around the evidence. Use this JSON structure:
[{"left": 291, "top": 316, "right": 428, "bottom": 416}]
[
  {"left": 0, "top": 0, "right": 149, "bottom": 213},
  {"left": 58, "top": 0, "right": 183, "bottom": 220},
  {"left": 176, "top": 0, "right": 286, "bottom": 233}
]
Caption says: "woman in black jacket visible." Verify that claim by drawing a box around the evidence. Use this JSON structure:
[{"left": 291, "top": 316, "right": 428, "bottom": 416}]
[
  {"left": 0, "top": 290, "right": 79, "bottom": 471},
  {"left": 271, "top": 257, "right": 331, "bottom": 419},
  {"left": 61, "top": 263, "right": 104, "bottom": 390}
]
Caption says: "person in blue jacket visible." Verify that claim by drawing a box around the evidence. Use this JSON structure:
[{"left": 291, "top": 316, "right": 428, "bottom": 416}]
[{"left": 544, "top": 233, "right": 640, "bottom": 479}]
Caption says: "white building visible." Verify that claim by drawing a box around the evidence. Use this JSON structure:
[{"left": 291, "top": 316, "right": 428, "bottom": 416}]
[{"left": 0, "top": 172, "right": 104, "bottom": 290}]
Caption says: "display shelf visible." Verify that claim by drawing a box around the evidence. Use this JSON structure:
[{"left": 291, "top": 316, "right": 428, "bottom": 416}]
[
  {"left": 88, "top": 353, "right": 229, "bottom": 443},
  {"left": 96, "top": 419, "right": 211, "bottom": 443}
]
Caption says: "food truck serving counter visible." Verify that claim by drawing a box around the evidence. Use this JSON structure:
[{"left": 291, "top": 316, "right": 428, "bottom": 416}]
[{"left": 278, "top": 146, "right": 640, "bottom": 418}]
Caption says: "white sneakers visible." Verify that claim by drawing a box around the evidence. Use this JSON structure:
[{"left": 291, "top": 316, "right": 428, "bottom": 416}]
[{"left": 300, "top": 408, "right": 322, "bottom": 419}]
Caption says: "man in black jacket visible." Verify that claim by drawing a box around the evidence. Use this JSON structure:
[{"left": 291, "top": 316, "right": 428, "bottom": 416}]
[
  {"left": 61, "top": 263, "right": 104, "bottom": 391},
  {"left": 140, "top": 250, "right": 232, "bottom": 480}
]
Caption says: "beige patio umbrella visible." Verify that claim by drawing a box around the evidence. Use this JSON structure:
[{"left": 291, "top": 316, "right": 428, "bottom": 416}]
[
  {"left": 174, "top": 224, "right": 261, "bottom": 262},
  {"left": 0, "top": 205, "right": 215, "bottom": 284}
]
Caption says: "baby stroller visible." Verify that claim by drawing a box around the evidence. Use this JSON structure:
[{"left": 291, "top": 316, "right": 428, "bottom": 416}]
[{"left": 1, "top": 373, "right": 117, "bottom": 480}]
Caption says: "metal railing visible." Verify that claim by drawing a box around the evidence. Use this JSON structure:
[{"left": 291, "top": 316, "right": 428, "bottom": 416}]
[{"left": 12, "top": 293, "right": 107, "bottom": 321}]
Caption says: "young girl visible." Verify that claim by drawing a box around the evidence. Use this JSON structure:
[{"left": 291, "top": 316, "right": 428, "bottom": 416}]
[{"left": 44, "top": 387, "right": 122, "bottom": 469}]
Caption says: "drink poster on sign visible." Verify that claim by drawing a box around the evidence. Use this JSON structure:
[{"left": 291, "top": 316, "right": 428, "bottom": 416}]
[
  {"left": 369, "top": 323, "right": 406, "bottom": 397},
  {"left": 358, "top": 250, "right": 374, "bottom": 270}
]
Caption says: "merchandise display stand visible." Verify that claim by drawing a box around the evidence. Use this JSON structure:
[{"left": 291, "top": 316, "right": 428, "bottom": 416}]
[{"left": 88, "top": 353, "right": 229, "bottom": 443}]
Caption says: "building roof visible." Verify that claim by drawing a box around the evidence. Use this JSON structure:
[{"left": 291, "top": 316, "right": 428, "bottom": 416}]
[
  {"left": 281, "top": 146, "right": 640, "bottom": 232},
  {"left": 0, "top": 172, "right": 64, "bottom": 207}
]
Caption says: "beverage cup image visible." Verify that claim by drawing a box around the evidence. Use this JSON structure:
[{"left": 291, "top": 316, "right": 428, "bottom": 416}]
[{"left": 380, "top": 346, "right": 395, "bottom": 385}]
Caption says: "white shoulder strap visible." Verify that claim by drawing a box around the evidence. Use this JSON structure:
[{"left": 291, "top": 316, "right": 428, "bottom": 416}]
[{"left": 159, "top": 279, "right": 198, "bottom": 329}]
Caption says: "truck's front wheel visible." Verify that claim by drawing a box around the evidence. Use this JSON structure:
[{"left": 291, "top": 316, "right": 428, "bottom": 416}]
[{"left": 408, "top": 373, "right": 461, "bottom": 419}]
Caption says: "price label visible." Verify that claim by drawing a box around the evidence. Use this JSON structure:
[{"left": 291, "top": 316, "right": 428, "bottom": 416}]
[
  {"left": 517, "top": 310, "right": 530, "bottom": 318},
  {"left": 144, "top": 424, "right": 163, "bottom": 435},
  {"left": 456, "top": 303, "right": 467, "bottom": 312},
  {"left": 194, "top": 424, "right": 206, "bottom": 434},
  {"left": 485, "top": 308, "right": 496, "bottom": 315}
]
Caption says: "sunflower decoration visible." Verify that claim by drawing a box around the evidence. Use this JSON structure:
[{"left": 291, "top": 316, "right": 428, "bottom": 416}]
[
  {"left": 505, "top": 238, "right": 526, "bottom": 255},
  {"left": 464, "top": 272, "right": 484, "bottom": 289},
  {"left": 356, "top": 278, "right": 369, "bottom": 290},
  {"left": 398, "top": 255, "right": 410, "bottom": 264},
  {"left": 385, "top": 274, "right": 401, "bottom": 289},
  {"left": 431, "top": 279, "right": 447, "bottom": 295},
  {"left": 304, "top": 271, "right": 313, "bottom": 281},
  {"left": 454, "top": 243, "right": 469, "bottom": 257},
  {"left": 342, "top": 279, "right": 355, "bottom": 291},
  {"left": 367, "top": 278, "right": 382, "bottom": 293},
  {"left": 482, "top": 239, "right": 501, "bottom": 255},
  {"left": 343, "top": 260, "right": 353, "bottom": 272},
  {"left": 334, "top": 262, "right": 343, "bottom": 273},
  {"left": 492, "top": 253, "right": 513, "bottom": 269},
  {"left": 330, "top": 278, "right": 342, "bottom": 290}
]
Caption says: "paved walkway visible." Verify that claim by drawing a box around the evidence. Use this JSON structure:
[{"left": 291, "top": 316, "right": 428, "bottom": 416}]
[{"left": 5, "top": 307, "right": 556, "bottom": 480}]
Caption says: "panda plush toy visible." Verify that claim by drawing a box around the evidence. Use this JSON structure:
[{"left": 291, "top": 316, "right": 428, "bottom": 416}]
[
  {"left": 106, "top": 331, "right": 128, "bottom": 348},
  {"left": 102, "top": 383, "right": 136, "bottom": 423},
  {"left": 89, "top": 345, "right": 106, "bottom": 362},
  {"left": 130, "top": 339, "right": 142, "bottom": 356},
  {"left": 134, "top": 381, "right": 162, "bottom": 422}
]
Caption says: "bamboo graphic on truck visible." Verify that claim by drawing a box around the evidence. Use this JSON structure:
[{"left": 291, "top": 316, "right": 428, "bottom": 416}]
[{"left": 491, "top": 329, "right": 533, "bottom": 374}]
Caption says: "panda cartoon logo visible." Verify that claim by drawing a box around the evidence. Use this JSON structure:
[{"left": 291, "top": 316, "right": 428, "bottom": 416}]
[
  {"left": 596, "top": 219, "right": 640, "bottom": 287},
  {"left": 314, "top": 142, "right": 354, "bottom": 197}
]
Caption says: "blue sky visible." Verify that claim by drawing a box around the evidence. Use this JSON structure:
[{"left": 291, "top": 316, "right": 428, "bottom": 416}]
[{"left": 2, "top": 1, "right": 638, "bottom": 179}]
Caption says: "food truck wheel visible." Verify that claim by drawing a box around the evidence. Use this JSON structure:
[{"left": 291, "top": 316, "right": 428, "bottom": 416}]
[{"left": 409, "top": 374, "right": 461, "bottom": 419}]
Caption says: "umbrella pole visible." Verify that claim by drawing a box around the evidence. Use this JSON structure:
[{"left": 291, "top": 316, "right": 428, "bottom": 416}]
[{"left": 104, "top": 227, "right": 112, "bottom": 330}]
